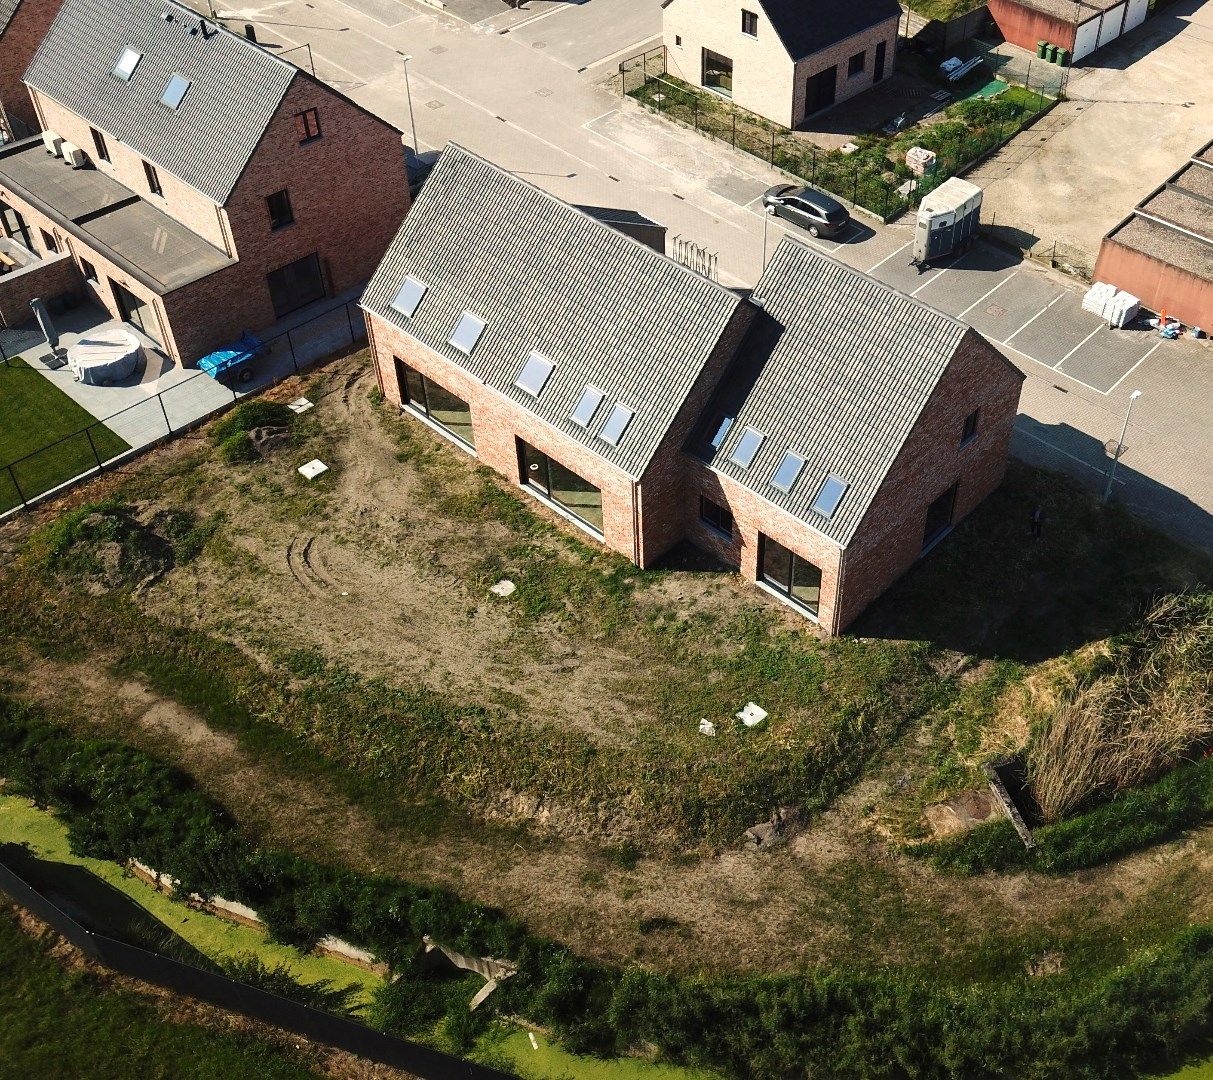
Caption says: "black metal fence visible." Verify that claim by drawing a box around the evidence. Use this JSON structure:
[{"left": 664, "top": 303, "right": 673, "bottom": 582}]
[
  {"left": 0, "top": 295, "right": 367, "bottom": 516},
  {"left": 0, "top": 858, "right": 513, "bottom": 1080},
  {"left": 618, "top": 47, "right": 1058, "bottom": 222}
]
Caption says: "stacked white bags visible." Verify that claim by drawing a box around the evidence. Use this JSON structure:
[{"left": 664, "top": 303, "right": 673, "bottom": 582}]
[{"left": 1083, "top": 281, "right": 1141, "bottom": 328}]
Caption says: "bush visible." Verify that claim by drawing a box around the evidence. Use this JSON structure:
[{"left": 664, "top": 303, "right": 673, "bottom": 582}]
[
  {"left": 208, "top": 401, "right": 295, "bottom": 444},
  {"left": 218, "top": 954, "right": 362, "bottom": 1017}
]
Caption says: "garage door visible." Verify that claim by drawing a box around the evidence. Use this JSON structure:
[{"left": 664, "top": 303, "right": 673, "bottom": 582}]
[
  {"left": 1097, "top": 3, "right": 1126, "bottom": 47},
  {"left": 1073, "top": 17, "right": 1100, "bottom": 59},
  {"left": 266, "top": 252, "right": 326, "bottom": 319},
  {"left": 1123, "top": 0, "right": 1148, "bottom": 33}
]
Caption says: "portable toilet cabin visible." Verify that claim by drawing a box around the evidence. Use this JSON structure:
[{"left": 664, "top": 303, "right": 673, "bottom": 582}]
[{"left": 914, "top": 178, "right": 983, "bottom": 264}]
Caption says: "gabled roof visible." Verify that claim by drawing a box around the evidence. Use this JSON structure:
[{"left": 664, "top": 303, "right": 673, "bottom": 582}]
[
  {"left": 362, "top": 143, "right": 745, "bottom": 480},
  {"left": 0, "top": 0, "right": 24, "bottom": 36},
  {"left": 23, "top": 0, "right": 296, "bottom": 204},
  {"left": 694, "top": 238, "right": 986, "bottom": 548},
  {"left": 753, "top": 0, "right": 902, "bottom": 60}
]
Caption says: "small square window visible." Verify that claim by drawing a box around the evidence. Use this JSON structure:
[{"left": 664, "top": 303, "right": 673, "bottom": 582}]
[
  {"left": 266, "top": 189, "right": 294, "bottom": 230},
  {"left": 295, "top": 108, "right": 322, "bottom": 143},
  {"left": 730, "top": 427, "right": 763, "bottom": 469},
  {"left": 90, "top": 127, "right": 110, "bottom": 163},
  {"left": 675, "top": 34, "right": 682, "bottom": 46},
  {"left": 391, "top": 276, "right": 427, "bottom": 318},
  {"left": 770, "top": 451, "right": 806, "bottom": 494},
  {"left": 961, "top": 408, "right": 980, "bottom": 445},
  {"left": 161, "top": 74, "right": 191, "bottom": 110},
  {"left": 143, "top": 160, "right": 162, "bottom": 196},
  {"left": 811, "top": 476, "right": 848, "bottom": 519},
  {"left": 80, "top": 258, "right": 98, "bottom": 283},
  {"left": 515, "top": 350, "right": 554, "bottom": 396},
  {"left": 598, "top": 402, "right": 634, "bottom": 447},
  {"left": 741, "top": 9, "right": 758, "bottom": 35},
  {"left": 847, "top": 50, "right": 865, "bottom": 77},
  {"left": 40, "top": 229, "right": 58, "bottom": 254},
  {"left": 113, "top": 47, "right": 142, "bottom": 81},
  {"left": 700, "top": 495, "right": 733, "bottom": 538},
  {"left": 570, "top": 385, "right": 604, "bottom": 427},
  {"left": 448, "top": 311, "right": 486, "bottom": 355}
]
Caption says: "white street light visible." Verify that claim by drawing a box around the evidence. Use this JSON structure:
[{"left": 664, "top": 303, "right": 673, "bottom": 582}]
[
  {"left": 397, "top": 52, "right": 419, "bottom": 164},
  {"left": 1102, "top": 389, "right": 1142, "bottom": 504},
  {"left": 762, "top": 204, "right": 776, "bottom": 269}
]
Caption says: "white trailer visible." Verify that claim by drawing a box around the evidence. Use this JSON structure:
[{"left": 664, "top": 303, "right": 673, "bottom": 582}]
[{"left": 913, "top": 178, "right": 983, "bottom": 264}]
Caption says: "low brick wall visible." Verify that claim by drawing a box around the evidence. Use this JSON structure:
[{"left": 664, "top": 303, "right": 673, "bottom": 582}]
[{"left": 0, "top": 249, "right": 81, "bottom": 328}]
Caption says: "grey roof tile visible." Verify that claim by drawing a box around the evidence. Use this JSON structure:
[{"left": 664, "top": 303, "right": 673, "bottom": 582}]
[
  {"left": 754, "top": 0, "right": 901, "bottom": 60},
  {"left": 695, "top": 238, "right": 972, "bottom": 548},
  {"left": 0, "top": 0, "right": 24, "bottom": 36},
  {"left": 362, "top": 143, "right": 745, "bottom": 479},
  {"left": 23, "top": 0, "right": 296, "bottom": 204}
]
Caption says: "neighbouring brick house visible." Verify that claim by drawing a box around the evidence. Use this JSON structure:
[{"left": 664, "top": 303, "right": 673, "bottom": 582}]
[
  {"left": 0, "top": 0, "right": 409, "bottom": 365},
  {"left": 661, "top": 0, "right": 900, "bottom": 128},
  {"left": 363, "top": 144, "right": 1024, "bottom": 632},
  {"left": 0, "top": 0, "right": 63, "bottom": 141}
]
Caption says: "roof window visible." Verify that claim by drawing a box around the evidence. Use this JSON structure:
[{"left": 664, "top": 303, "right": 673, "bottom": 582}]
[
  {"left": 448, "top": 311, "right": 486, "bottom": 355},
  {"left": 730, "top": 427, "right": 763, "bottom": 469},
  {"left": 770, "top": 451, "right": 806, "bottom": 494},
  {"left": 391, "top": 276, "right": 427, "bottom": 318},
  {"left": 161, "top": 73, "right": 191, "bottom": 109},
  {"left": 709, "top": 415, "right": 734, "bottom": 451},
  {"left": 515, "top": 351, "right": 554, "bottom": 397},
  {"left": 811, "top": 476, "right": 848, "bottom": 519},
  {"left": 570, "top": 385, "right": 604, "bottom": 427},
  {"left": 598, "top": 403, "right": 634, "bottom": 447},
  {"left": 113, "top": 47, "right": 142, "bottom": 81}
]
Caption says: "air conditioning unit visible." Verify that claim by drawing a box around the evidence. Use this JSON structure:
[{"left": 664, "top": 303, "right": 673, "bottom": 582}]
[
  {"left": 42, "top": 131, "right": 64, "bottom": 156},
  {"left": 61, "top": 141, "right": 87, "bottom": 168}
]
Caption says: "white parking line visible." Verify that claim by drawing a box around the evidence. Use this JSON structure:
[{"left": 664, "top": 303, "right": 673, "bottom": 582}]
[
  {"left": 864, "top": 241, "right": 912, "bottom": 274},
  {"left": 1003, "top": 293, "right": 1063, "bottom": 345},
  {"left": 745, "top": 206, "right": 834, "bottom": 255},
  {"left": 958, "top": 271, "right": 1018, "bottom": 318},
  {"left": 1105, "top": 339, "right": 1163, "bottom": 395},
  {"left": 1053, "top": 324, "right": 1104, "bottom": 369}
]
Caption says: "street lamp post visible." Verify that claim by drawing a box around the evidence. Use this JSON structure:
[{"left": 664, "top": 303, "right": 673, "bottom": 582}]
[
  {"left": 762, "top": 205, "right": 776, "bottom": 269},
  {"left": 397, "top": 52, "right": 419, "bottom": 163},
  {"left": 1102, "top": 389, "right": 1142, "bottom": 504}
]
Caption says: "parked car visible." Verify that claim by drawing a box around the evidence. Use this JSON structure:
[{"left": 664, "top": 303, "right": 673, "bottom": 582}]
[{"left": 762, "top": 185, "right": 850, "bottom": 237}]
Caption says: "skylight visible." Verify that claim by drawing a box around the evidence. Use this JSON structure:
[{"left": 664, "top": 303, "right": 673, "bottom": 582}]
[
  {"left": 770, "top": 451, "right": 806, "bottom": 494},
  {"left": 570, "top": 386, "right": 604, "bottom": 427},
  {"left": 811, "top": 476, "right": 849, "bottom": 519},
  {"left": 709, "top": 415, "right": 734, "bottom": 451},
  {"left": 391, "top": 276, "right": 427, "bottom": 318},
  {"left": 113, "top": 47, "right": 142, "bottom": 81},
  {"left": 730, "top": 428, "right": 763, "bottom": 469},
  {"left": 598, "top": 403, "right": 634, "bottom": 447},
  {"left": 448, "top": 311, "right": 486, "bottom": 355},
  {"left": 515, "top": 351, "right": 554, "bottom": 397},
  {"left": 161, "top": 74, "right": 191, "bottom": 109}
]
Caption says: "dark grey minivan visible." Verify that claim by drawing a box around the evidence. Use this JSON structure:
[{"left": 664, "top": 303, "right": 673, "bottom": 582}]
[{"left": 762, "top": 185, "right": 850, "bottom": 238}]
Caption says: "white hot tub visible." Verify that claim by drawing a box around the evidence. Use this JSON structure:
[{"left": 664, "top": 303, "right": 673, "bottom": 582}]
[{"left": 68, "top": 327, "right": 144, "bottom": 386}]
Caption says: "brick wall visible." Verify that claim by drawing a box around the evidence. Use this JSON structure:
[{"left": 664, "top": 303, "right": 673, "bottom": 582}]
[
  {"left": 986, "top": 0, "right": 1076, "bottom": 51},
  {"left": 833, "top": 330, "right": 1024, "bottom": 631},
  {"left": 790, "top": 18, "right": 899, "bottom": 126},
  {"left": 0, "top": 0, "right": 61, "bottom": 140},
  {"left": 0, "top": 249, "right": 81, "bottom": 327},
  {"left": 1093, "top": 234, "right": 1213, "bottom": 333}
]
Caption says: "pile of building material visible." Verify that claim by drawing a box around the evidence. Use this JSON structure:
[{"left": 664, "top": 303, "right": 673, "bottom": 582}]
[
  {"left": 1082, "top": 281, "right": 1140, "bottom": 328},
  {"left": 905, "top": 146, "right": 937, "bottom": 177}
]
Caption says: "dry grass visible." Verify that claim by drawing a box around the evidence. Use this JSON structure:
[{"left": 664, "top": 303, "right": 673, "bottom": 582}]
[{"left": 1028, "top": 594, "right": 1213, "bottom": 824}]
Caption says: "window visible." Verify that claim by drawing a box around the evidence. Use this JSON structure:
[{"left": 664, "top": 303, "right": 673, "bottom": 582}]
[
  {"left": 810, "top": 475, "right": 848, "bottom": 519},
  {"left": 709, "top": 415, "right": 734, "bottom": 451},
  {"left": 770, "top": 451, "right": 805, "bottom": 494},
  {"left": 90, "top": 127, "right": 110, "bottom": 163},
  {"left": 961, "top": 408, "right": 980, "bottom": 446},
  {"left": 40, "top": 229, "right": 58, "bottom": 253},
  {"left": 80, "top": 258, "right": 98, "bottom": 283},
  {"left": 143, "top": 160, "right": 162, "bottom": 196},
  {"left": 391, "top": 276, "right": 428, "bottom": 318},
  {"left": 730, "top": 427, "right": 763, "bottom": 468},
  {"left": 396, "top": 359, "right": 475, "bottom": 449},
  {"left": 519, "top": 439, "right": 603, "bottom": 533},
  {"left": 675, "top": 34, "right": 682, "bottom": 46},
  {"left": 759, "top": 534, "right": 822, "bottom": 616},
  {"left": 848, "top": 50, "right": 866, "bottom": 77},
  {"left": 295, "top": 108, "right": 322, "bottom": 143},
  {"left": 161, "top": 74, "right": 191, "bottom": 110},
  {"left": 702, "top": 48, "right": 733, "bottom": 96},
  {"left": 113, "top": 47, "right": 142, "bottom": 81},
  {"left": 923, "top": 482, "right": 958, "bottom": 550},
  {"left": 448, "top": 311, "right": 486, "bottom": 355},
  {"left": 570, "top": 385, "right": 604, "bottom": 427},
  {"left": 266, "top": 189, "right": 294, "bottom": 230},
  {"left": 515, "top": 351, "right": 554, "bottom": 397},
  {"left": 700, "top": 495, "right": 733, "bottom": 538},
  {"left": 266, "top": 252, "right": 326, "bottom": 318},
  {"left": 597, "top": 403, "right": 634, "bottom": 447},
  {"left": 741, "top": 9, "right": 758, "bottom": 35}
]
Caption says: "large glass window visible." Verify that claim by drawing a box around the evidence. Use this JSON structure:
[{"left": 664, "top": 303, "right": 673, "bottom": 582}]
[
  {"left": 759, "top": 534, "right": 822, "bottom": 616},
  {"left": 396, "top": 359, "right": 475, "bottom": 448},
  {"left": 702, "top": 48, "right": 733, "bottom": 96},
  {"left": 518, "top": 439, "right": 603, "bottom": 534},
  {"left": 266, "top": 252, "right": 325, "bottom": 318},
  {"left": 923, "top": 482, "right": 958, "bottom": 550}
]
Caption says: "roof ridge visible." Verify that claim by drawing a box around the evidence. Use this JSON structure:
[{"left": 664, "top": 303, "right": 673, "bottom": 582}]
[
  {"left": 439, "top": 141, "right": 741, "bottom": 301},
  {"left": 161, "top": 0, "right": 296, "bottom": 74}
]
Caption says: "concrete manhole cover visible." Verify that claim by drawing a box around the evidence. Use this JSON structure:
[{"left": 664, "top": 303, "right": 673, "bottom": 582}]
[
  {"left": 429, "top": 44, "right": 447, "bottom": 53},
  {"left": 532, "top": 40, "right": 546, "bottom": 48},
  {"left": 985, "top": 304, "right": 1008, "bottom": 317},
  {"left": 425, "top": 100, "right": 445, "bottom": 109},
  {"left": 535, "top": 87, "right": 553, "bottom": 97}
]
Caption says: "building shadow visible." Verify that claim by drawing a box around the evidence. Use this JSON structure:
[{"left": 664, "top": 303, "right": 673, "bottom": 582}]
[{"left": 1074, "top": 0, "right": 1207, "bottom": 73}]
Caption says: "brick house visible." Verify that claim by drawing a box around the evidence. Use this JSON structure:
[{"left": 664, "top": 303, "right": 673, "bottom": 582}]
[
  {"left": 661, "top": 0, "right": 900, "bottom": 128},
  {"left": 0, "top": 0, "right": 409, "bottom": 365},
  {"left": 362, "top": 144, "right": 1024, "bottom": 632},
  {"left": 1, "top": 0, "right": 63, "bottom": 141}
]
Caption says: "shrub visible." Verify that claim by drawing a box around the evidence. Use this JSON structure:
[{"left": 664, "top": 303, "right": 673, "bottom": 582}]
[{"left": 208, "top": 401, "right": 295, "bottom": 445}]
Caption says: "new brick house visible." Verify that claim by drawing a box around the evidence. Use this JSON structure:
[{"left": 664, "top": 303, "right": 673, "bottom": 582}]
[
  {"left": 0, "top": 0, "right": 410, "bottom": 365},
  {"left": 362, "top": 144, "right": 1024, "bottom": 632},
  {"left": 662, "top": 0, "right": 900, "bottom": 128},
  {"left": 1, "top": 0, "right": 63, "bottom": 141}
]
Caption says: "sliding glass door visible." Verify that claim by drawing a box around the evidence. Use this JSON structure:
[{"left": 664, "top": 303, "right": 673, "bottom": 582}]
[
  {"left": 396, "top": 359, "right": 475, "bottom": 449},
  {"left": 759, "top": 534, "right": 822, "bottom": 615},
  {"left": 518, "top": 439, "right": 603, "bottom": 534}
]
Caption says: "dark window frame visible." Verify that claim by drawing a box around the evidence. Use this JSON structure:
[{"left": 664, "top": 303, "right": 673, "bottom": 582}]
[
  {"left": 758, "top": 533, "right": 823, "bottom": 617},
  {"left": 265, "top": 252, "right": 325, "bottom": 318},
  {"left": 397, "top": 359, "right": 476, "bottom": 450},
  {"left": 961, "top": 408, "right": 980, "bottom": 446},
  {"left": 847, "top": 50, "right": 866, "bottom": 77},
  {"left": 923, "top": 481, "right": 959, "bottom": 551},
  {"left": 80, "top": 257, "right": 98, "bottom": 283},
  {"left": 741, "top": 8, "right": 758, "bottom": 36},
  {"left": 40, "top": 228, "right": 58, "bottom": 254},
  {"left": 266, "top": 189, "right": 294, "bottom": 231},
  {"left": 90, "top": 127, "right": 110, "bottom": 163},
  {"left": 517, "top": 438, "right": 604, "bottom": 536},
  {"left": 143, "top": 160, "right": 163, "bottom": 197},
  {"left": 295, "top": 108, "right": 322, "bottom": 144},
  {"left": 699, "top": 495, "right": 734, "bottom": 539}
]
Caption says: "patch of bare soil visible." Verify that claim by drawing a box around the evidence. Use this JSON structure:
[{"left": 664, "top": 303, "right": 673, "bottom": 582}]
[{"left": 14, "top": 657, "right": 1193, "bottom": 980}]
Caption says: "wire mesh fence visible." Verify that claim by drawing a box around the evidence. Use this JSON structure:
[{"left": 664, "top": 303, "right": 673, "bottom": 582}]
[{"left": 0, "top": 296, "right": 367, "bottom": 515}]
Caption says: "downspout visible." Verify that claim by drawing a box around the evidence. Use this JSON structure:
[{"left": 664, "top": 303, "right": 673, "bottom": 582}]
[
  {"left": 631, "top": 477, "right": 640, "bottom": 567},
  {"left": 832, "top": 544, "right": 847, "bottom": 635}
]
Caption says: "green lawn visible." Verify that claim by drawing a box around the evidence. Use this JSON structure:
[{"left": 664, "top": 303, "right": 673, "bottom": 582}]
[
  {"left": 488, "top": 1030, "right": 718, "bottom": 1080},
  {"left": 0, "top": 356, "right": 128, "bottom": 512}
]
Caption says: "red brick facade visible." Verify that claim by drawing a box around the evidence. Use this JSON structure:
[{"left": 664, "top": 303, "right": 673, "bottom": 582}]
[
  {"left": 366, "top": 312, "right": 1023, "bottom": 633},
  {"left": 0, "top": 0, "right": 61, "bottom": 140}
]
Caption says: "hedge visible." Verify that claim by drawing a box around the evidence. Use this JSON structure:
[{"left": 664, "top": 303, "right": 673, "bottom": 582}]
[{"left": 3, "top": 700, "right": 1212, "bottom": 1079}]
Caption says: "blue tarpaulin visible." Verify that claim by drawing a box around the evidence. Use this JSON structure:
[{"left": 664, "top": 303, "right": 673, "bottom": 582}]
[{"left": 197, "top": 331, "right": 263, "bottom": 379}]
